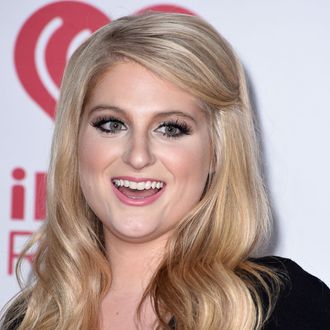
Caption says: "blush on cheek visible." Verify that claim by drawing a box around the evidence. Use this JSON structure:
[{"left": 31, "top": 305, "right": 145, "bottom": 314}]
[{"left": 169, "top": 143, "right": 209, "bottom": 174}]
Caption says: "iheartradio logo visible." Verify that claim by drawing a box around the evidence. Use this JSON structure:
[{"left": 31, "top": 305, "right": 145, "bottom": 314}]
[{"left": 14, "top": 1, "right": 195, "bottom": 120}]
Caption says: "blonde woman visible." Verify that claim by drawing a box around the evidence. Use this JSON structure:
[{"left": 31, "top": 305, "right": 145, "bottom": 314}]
[{"left": 1, "top": 12, "right": 329, "bottom": 330}]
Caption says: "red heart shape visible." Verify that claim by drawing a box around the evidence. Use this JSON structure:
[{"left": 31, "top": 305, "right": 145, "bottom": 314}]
[{"left": 14, "top": 1, "right": 195, "bottom": 120}]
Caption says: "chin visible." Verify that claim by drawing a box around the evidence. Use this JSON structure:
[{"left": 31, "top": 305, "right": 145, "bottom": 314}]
[{"left": 103, "top": 220, "right": 167, "bottom": 243}]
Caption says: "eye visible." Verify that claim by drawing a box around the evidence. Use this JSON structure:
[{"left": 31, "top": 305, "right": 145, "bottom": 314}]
[
  {"left": 91, "top": 116, "right": 127, "bottom": 134},
  {"left": 156, "top": 120, "right": 192, "bottom": 138}
]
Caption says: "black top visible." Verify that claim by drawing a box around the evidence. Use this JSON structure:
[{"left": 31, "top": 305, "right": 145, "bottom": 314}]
[
  {"left": 258, "top": 256, "right": 330, "bottom": 329},
  {"left": 168, "top": 256, "right": 330, "bottom": 329},
  {"left": 5, "top": 257, "right": 330, "bottom": 329}
]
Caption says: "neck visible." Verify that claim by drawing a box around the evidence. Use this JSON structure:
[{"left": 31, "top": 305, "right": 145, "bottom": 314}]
[{"left": 104, "top": 232, "right": 169, "bottom": 295}]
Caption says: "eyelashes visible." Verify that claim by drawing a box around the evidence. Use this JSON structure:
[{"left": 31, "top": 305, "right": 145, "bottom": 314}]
[
  {"left": 91, "top": 116, "right": 127, "bottom": 134},
  {"left": 156, "top": 119, "right": 192, "bottom": 138},
  {"left": 90, "top": 116, "right": 192, "bottom": 139}
]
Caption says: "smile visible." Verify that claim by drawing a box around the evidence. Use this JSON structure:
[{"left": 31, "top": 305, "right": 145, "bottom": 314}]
[
  {"left": 112, "top": 179, "right": 164, "bottom": 190},
  {"left": 111, "top": 177, "right": 165, "bottom": 206}
]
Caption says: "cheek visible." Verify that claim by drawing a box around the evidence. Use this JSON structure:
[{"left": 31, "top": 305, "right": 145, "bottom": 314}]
[
  {"left": 158, "top": 136, "right": 211, "bottom": 183},
  {"left": 77, "top": 132, "right": 116, "bottom": 202},
  {"left": 79, "top": 133, "right": 101, "bottom": 170},
  {"left": 78, "top": 135, "right": 100, "bottom": 199},
  {"left": 78, "top": 132, "right": 120, "bottom": 175}
]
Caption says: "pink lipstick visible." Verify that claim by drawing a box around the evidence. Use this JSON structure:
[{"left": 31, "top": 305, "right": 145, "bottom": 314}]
[{"left": 111, "top": 177, "right": 165, "bottom": 206}]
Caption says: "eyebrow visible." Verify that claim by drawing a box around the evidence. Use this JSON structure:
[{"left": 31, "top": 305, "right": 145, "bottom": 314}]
[{"left": 88, "top": 105, "right": 198, "bottom": 124}]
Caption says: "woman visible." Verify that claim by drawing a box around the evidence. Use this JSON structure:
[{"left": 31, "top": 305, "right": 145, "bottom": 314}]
[{"left": 1, "top": 12, "right": 329, "bottom": 330}]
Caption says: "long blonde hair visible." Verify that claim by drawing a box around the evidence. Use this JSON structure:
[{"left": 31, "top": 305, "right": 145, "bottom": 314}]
[{"left": 1, "top": 12, "right": 282, "bottom": 330}]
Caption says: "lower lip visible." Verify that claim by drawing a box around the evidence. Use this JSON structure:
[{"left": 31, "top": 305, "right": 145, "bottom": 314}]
[{"left": 111, "top": 183, "right": 165, "bottom": 206}]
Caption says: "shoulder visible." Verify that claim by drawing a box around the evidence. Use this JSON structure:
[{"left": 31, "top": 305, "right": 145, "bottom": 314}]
[{"left": 253, "top": 256, "right": 330, "bottom": 330}]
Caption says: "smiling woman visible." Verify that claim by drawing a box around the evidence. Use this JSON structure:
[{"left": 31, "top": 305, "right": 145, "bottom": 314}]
[
  {"left": 78, "top": 61, "right": 211, "bottom": 242},
  {"left": 1, "top": 12, "right": 329, "bottom": 330}
]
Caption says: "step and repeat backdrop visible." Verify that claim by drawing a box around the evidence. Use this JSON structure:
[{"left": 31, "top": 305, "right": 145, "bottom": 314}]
[{"left": 1, "top": 0, "right": 330, "bottom": 308}]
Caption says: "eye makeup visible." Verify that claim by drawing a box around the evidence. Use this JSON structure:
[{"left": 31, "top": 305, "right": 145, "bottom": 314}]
[
  {"left": 156, "top": 119, "right": 192, "bottom": 139},
  {"left": 90, "top": 113, "right": 193, "bottom": 139},
  {"left": 91, "top": 116, "right": 127, "bottom": 134}
]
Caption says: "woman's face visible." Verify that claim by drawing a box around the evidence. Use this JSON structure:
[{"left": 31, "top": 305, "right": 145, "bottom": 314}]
[{"left": 78, "top": 61, "right": 211, "bottom": 245}]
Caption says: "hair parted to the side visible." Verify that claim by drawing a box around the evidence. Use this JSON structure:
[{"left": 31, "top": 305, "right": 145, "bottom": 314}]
[{"left": 1, "top": 12, "right": 282, "bottom": 330}]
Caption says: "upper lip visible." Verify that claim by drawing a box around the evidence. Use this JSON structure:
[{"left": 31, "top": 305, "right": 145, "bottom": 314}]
[{"left": 112, "top": 176, "right": 165, "bottom": 183}]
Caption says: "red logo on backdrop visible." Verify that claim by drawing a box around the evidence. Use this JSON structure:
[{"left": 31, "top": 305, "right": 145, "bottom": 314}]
[
  {"left": 14, "top": 2, "right": 109, "bottom": 120},
  {"left": 14, "top": 1, "right": 194, "bottom": 120}
]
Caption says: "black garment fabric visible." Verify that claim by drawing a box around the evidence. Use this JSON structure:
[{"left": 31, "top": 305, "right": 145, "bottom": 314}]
[
  {"left": 5, "top": 257, "right": 330, "bottom": 329},
  {"left": 169, "top": 256, "right": 330, "bottom": 329},
  {"left": 257, "top": 256, "right": 330, "bottom": 329}
]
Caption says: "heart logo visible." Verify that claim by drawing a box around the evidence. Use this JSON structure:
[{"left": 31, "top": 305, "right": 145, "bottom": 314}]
[{"left": 14, "top": 1, "right": 195, "bottom": 120}]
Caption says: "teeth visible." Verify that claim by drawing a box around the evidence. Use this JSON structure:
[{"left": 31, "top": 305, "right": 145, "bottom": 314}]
[
  {"left": 136, "top": 182, "right": 145, "bottom": 190},
  {"left": 130, "top": 182, "right": 137, "bottom": 189},
  {"left": 113, "top": 179, "right": 164, "bottom": 190}
]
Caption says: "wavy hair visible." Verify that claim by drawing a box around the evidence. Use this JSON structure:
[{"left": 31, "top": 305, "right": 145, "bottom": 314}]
[{"left": 1, "top": 12, "right": 282, "bottom": 330}]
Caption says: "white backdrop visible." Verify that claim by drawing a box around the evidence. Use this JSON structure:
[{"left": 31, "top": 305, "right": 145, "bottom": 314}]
[{"left": 1, "top": 0, "right": 329, "bottom": 309}]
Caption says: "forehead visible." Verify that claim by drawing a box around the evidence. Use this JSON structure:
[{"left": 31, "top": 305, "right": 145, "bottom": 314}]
[{"left": 85, "top": 61, "right": 209, "bottom": 120}]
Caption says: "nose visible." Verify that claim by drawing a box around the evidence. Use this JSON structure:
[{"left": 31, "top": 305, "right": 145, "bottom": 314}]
[{"left": 122, "top": 133, "right": 156, "bottom": 170}]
